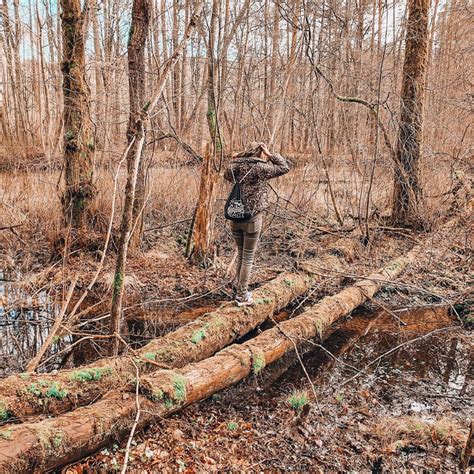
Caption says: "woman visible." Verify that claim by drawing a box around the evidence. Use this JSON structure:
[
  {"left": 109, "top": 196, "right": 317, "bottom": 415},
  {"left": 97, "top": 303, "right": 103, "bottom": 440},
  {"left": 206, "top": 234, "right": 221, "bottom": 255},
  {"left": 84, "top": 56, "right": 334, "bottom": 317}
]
[{"left": 224, "top": 142, "right": 290, "bottom": 306}]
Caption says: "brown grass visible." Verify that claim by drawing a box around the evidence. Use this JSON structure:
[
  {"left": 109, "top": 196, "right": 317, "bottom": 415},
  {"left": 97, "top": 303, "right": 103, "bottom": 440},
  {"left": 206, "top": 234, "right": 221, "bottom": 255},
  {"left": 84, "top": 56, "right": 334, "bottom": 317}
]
[
  {"left": 373, "top": 416, "right": 467, "bottom": 453},
  {"left": 0, "top": 152, "right": 465, "bottom": 272}
]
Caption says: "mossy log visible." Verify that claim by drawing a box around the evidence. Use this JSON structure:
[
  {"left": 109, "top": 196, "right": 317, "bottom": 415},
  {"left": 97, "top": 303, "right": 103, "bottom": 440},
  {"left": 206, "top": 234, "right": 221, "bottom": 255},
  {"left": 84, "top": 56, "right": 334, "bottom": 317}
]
[
  {"left": 0, "top": 243, "right": 355, "bottom": 422},
  {"left": 0, "top": 247, "right": 417, "bottom": 472}
]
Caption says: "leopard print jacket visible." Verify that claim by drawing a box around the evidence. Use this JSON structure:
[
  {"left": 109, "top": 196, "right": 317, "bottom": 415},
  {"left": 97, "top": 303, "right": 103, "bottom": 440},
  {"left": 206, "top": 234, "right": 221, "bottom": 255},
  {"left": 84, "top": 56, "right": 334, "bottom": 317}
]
[{"left": 224, "top": 153, "right": 290, "bottom": 216}]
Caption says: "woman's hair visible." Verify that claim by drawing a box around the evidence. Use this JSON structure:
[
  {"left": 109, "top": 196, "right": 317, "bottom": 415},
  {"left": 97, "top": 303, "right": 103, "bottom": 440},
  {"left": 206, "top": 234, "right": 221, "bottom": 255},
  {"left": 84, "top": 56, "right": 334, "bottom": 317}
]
[{"left": 233, "top": 142, "right": 262, "bottom": 158}]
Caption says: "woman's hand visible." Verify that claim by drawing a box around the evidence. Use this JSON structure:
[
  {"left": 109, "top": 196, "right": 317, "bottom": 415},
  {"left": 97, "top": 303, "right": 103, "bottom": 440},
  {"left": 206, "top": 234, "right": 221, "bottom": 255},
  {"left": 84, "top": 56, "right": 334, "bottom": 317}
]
[{"left": 258, "top": 143, "right": 272, "bottom": 158}]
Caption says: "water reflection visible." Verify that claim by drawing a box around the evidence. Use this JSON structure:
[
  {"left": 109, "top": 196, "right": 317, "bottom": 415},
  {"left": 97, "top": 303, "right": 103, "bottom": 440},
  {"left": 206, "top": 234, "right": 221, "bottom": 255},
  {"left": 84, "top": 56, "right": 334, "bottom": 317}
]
[
  {"left": 0, "top": 271, "right": 71, "bottom": 376},
  {"left": 267, "top": 306, "right": 472, "bottom": 408}
]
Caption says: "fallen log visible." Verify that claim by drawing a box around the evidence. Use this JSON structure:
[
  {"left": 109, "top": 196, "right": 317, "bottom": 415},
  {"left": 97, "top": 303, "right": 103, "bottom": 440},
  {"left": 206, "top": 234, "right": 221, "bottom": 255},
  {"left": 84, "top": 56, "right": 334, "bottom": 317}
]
[
  {"left": 0, "top": 245, "right": 423, "bottom": 472},
  {"left": 0, "top": 240, "right": 356, "bottom": 421}
]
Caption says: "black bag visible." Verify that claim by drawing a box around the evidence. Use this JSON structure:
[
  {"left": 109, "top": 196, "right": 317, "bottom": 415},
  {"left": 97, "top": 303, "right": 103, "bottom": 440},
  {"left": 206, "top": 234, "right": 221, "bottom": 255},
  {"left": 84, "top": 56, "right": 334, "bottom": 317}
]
[{"left": 224, "top": 166, "right": 254, "bottom": 221}]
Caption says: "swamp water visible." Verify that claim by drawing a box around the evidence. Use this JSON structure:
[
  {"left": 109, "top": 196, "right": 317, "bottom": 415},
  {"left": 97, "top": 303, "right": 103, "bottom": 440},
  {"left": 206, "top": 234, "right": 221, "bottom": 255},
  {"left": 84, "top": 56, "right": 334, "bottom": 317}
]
[
  {"left": 0, "top": 271, "right": 70, "bottom": 376},
  {"left": 238, "top": 306, "right": 473, "bottom": 425}
]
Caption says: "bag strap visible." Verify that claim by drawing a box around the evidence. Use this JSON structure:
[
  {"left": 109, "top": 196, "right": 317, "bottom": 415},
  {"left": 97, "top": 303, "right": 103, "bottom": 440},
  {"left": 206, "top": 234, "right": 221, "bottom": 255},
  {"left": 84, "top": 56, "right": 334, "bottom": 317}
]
[{"left": 230, "top": 164, "right": 255, "bottom": 184}]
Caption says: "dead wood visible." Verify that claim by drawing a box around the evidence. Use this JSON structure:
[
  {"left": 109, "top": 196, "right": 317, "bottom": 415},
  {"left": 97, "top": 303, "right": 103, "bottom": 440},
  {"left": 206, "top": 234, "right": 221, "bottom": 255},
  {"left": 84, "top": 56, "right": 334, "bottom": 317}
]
[
  {"left": 0, "top": 242, "right": 423, "bottom": 472},
  {"left": 0, "top": 242, "right": 355, "bottom": 421}
]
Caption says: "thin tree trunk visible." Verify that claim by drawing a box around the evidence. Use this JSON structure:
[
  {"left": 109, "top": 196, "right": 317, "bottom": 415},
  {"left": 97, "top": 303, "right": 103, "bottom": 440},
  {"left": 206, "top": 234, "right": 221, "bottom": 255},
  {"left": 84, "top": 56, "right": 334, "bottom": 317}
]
[
  {"left": 127, "top": 0, "right": 151, "bottom": 252},
  {"left": 109, "top": 1, "right": 204, "bottom": 356},
  {"left": 190, "top": 0, "right": 221, "bottom": 265}
]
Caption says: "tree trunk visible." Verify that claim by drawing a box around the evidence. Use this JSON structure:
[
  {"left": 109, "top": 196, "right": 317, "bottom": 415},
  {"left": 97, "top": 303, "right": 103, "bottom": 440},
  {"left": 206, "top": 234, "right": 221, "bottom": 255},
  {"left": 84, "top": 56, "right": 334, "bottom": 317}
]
[
  {"left": 60, "top": 0, "right": 95, "bottom": 230},
  {"left": 108, "top": 1, "right": 204, "bottom": 356},
  {"left": 0, "top": 242, "right": 423, "bottom": 472},
  {"left": 127, "top": 0, "right": 150, "bottom": 252},
  {"left": 0, "top": 239, "right": 356, "bottom": 420},
  {"left": 391, "top": 0, "right": 429, "bottom": 225},
  {"left": 190, "top": 0, "right": 221, "bottom": 265}
]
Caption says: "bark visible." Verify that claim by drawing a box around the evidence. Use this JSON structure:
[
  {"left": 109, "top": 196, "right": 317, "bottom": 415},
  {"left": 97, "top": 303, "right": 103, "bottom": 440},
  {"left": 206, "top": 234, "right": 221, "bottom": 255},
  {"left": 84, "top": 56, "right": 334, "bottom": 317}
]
[
  {"left": 127, "top": 0, "right": 151, "bottom": 251},
  {"left": 0, "top": 240, "right": 356, "bottom": 421},
  {"left": 391, "top": 0, "right": 429, "bottom": 225},
  {"left": 189, "top": 0, "right": 221, "bottom": 264},
  {"left": 0, "top": 242, "right": 421, "bottom": 472},
  {"left": 60, "top": 0, "right": 95, "bottom": 229}
]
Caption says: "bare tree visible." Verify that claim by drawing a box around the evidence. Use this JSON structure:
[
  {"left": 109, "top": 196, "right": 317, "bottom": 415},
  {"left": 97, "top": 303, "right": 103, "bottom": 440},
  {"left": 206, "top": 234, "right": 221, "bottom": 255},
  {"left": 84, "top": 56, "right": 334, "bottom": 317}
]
[
  {"left": 60, "top": 0, "right": 95, "bottom": 229},
  {"left": 189, "top": 0, "right": 222, "bottom": 265},
  {"left": 392, "top": 0, "right": 430, "bottom": 225},
  {"left": 109, "top": 0, "right": 204, "bottom": 355}
]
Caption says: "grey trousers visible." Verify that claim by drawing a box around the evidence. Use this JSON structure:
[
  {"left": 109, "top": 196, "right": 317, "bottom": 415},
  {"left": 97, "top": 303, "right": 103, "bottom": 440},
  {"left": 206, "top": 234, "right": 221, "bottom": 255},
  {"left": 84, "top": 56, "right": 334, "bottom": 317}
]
[{"left": 230, "top": 213, "right": 263, "bottom": 294}]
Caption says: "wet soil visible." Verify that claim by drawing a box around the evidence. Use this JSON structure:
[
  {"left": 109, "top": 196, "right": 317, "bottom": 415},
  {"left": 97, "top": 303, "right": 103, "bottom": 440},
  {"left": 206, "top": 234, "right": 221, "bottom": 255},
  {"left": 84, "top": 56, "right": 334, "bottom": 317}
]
[{"left": 74, "top": 306, "right": 472, "bottom": 472}]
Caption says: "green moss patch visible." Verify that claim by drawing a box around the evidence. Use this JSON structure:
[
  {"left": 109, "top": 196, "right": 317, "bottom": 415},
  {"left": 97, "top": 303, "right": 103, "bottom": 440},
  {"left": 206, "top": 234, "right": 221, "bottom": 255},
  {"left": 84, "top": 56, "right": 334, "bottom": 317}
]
[
  {"left": 255, "top": 297, "right": 272, "bottom": 305},
  {"left": 0, "top": 429, "right": 13, "bottom": 440},
  {"left": 190, "top": 324, "right": 209, "bottom": 344},
  {"left": 26, "top": 381, "right": 68, "bottom": 400},
  {"left": 146, "top": 372, "right": 188, "bottom": 409},
  {"left": 251, "top": 349, "right": 266, "bottom": 374},
  {"left": 45, "top": 382, "right": 68, "bottom": 400},
  {"left": 283, "top": 278, "right": 296, "bottom": 287},
  {"left": 0, "top": 401, "right": 11, "bottom": 422},
  {"left": 70, "top": 367, "right": 113, "bottom": 383}
]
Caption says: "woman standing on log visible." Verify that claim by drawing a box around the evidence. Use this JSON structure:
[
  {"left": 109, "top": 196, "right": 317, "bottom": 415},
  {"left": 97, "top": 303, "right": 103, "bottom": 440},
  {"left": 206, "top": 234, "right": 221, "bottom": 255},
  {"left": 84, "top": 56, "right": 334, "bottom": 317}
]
[{"left": 224, "top": 142, "right": 290, "bottom": 306}]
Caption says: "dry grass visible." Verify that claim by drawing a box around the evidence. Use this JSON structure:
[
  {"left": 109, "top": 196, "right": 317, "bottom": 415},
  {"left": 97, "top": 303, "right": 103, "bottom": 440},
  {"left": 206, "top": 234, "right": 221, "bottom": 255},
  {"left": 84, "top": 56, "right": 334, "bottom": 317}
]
[
  {"left": 0, "top": 152, "right": 467, "bottom": 273},
  {"left": 373, "top": 416, "right": 467, "bottom": 453}
]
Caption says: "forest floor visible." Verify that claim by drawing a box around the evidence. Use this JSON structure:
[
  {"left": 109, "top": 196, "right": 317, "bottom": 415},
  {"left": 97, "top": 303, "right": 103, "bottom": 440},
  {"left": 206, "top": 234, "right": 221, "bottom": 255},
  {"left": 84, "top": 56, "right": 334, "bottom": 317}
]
[{"left": 0, "top": 164, "right": 472, "bottom": 471}]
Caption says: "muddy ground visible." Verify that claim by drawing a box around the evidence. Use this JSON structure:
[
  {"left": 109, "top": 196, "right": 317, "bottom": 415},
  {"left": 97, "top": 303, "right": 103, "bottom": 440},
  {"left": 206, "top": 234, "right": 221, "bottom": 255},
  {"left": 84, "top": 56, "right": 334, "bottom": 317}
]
[
  {"left": 1, "top": 177, "right": 472, "bottom": 471},
  {"left": 70, "top": 307, "right": 472, "bottom": 473}
]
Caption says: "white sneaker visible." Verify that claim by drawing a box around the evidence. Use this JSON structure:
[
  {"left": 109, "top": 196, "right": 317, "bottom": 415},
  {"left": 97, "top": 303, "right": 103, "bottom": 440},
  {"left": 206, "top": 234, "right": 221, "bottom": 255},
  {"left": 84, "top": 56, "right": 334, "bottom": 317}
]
[{"left": 235, "top": 291, "right": 254, "bottom": 307}]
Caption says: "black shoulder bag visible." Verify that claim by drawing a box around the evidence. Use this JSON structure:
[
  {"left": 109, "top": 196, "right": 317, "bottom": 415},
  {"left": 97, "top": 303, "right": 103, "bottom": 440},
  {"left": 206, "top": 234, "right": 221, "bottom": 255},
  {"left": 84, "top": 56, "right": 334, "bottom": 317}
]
[{"left": 224, "top": 165, "right": 254, "bottom": 221}]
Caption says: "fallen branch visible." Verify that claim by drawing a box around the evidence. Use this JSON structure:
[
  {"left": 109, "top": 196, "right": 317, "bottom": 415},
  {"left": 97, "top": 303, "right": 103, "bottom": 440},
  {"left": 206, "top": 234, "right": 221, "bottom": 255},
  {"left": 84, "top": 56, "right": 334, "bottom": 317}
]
[{"left": 25, "top": 275, "right": 79, "bottom": 373}]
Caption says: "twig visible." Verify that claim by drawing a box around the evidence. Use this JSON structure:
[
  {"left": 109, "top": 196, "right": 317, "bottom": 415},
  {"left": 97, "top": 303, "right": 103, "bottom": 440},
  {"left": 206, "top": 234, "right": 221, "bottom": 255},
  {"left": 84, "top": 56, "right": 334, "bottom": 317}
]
[
  {"left": 340, "top": 327, "right": 457, "bottom": 387},
  {"left": 26, "top": 275, "right": 79, "bottom": 372},
  {"left": 143, "top": 217, "right": 192, "bottom": 233},
  {"left": 268, "top": 314, "right": 323, "bottom": 416},
  {"left": 121, "top": 358, "right": 141, "bottom": 474},
  {"left": 59, "top": 150, "right": 128, "bottom": 336}
]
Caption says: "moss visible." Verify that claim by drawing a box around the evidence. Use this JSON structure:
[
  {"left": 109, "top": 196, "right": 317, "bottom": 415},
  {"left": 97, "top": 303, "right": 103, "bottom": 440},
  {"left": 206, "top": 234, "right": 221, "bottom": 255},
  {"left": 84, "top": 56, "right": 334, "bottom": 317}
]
[
  {"left": 284, "top": 278, "right": 295, "bottom": 287},
  {"left": 255, "top": 297, "right": 272, "bottom": 305},
  {"left": 190, "top": 324, "right": 208, "bottom": 344},
  {"left": 27, "top": 383, "right": 42, "bottom": 397},
  {"left": 151, "top": 390, "right": 164, "bottom": 402},
  {"left": 314, "top": 318, "right": 325, "bottom": 337},
  {"left": 70, "top": 367, "right": 113, "bottom": 383},
  {"left": 112, "top": 271, "right": 124, "bottom": 298},
  {"left": 45, "top": 382, "right": 68, "bottom": 400},
  {"left": 210, "top": 316, "right": 225, "bottom": 329},
  {"left": 19, "top": 372, "right": 30, "bottom": 380},
  {"left": 0, "top": 401, "right": 11, "bottom": 422},
  {"left": 143, "top": 353, "right": 156, "bottom": 361},
  {"left": 39, "top": 379, "right": 50, "bottom": 388},
  {"left": 287, "top": 390, "right": 310, "bottom": 412},
  {"left": 252, "top": 352, "right": 266, "bottom": 374},
  {"left": 172, "top": 375, "right": 187, "bottom": 402},
  {"left": 227, "top": 422, "right": 238, "bottom": 431},
  {"left": 0, "top": 429, "right": 13, "bottom": 440},
  {"left": 164, "top": 398, "right": 174, "bottom": 410},
  {"left": 52, "top": 430, "right": 64, "bottom": 448}
]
